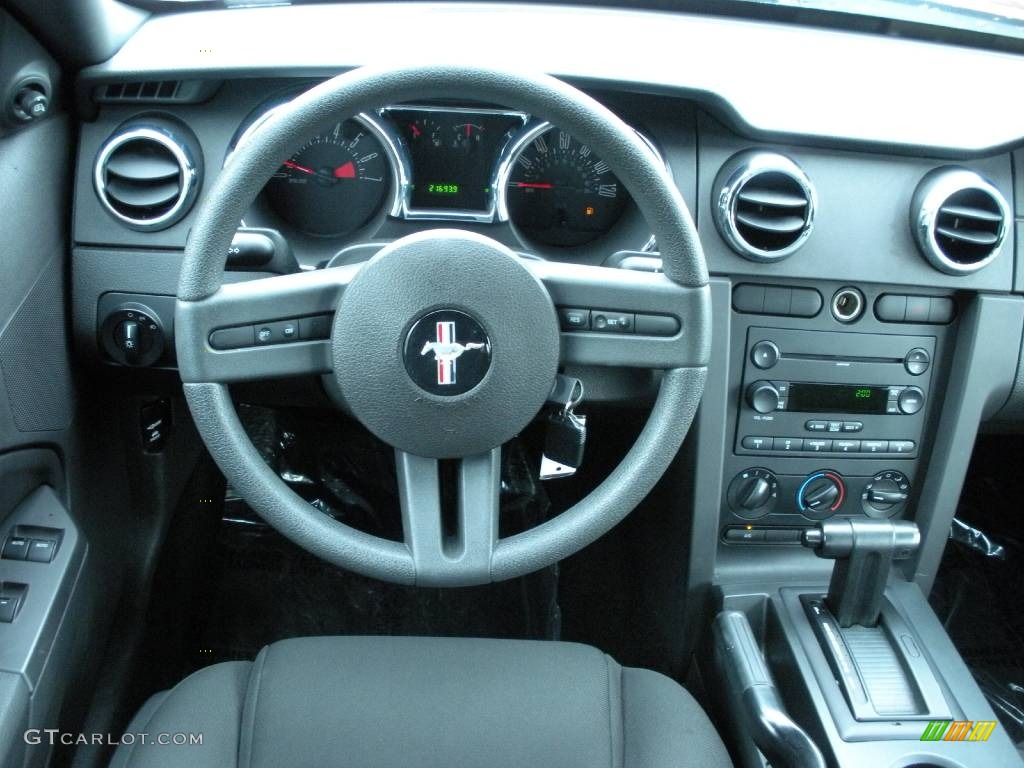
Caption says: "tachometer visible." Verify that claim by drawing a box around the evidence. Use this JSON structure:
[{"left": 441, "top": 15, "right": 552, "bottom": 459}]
[
  {"left": 263, "top": 119, "right": 389, "bottom": 236},
  {"left": 505, "top": 127, "right": 628, "bottom": 247}
]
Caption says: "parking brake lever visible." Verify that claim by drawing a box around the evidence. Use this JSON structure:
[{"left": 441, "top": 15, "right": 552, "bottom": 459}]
[{"left": 713, "top": 610, "right": 826, "bottom": 768}]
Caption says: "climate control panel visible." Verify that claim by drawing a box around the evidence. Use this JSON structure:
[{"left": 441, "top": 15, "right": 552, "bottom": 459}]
[{"left": 723, "top": 466, "right": 913, "bottom": 541}]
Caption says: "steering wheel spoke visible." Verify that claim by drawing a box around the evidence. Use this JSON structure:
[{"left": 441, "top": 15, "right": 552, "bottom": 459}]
[
  {"left": 175, "top": 264, "right": 358, "bottom": 383},
  {"left": 396, "top": 448, "right": 502, "bottom": 587},
  {"left": 524, "top": 260, "right": 711, "bottom": 369}
]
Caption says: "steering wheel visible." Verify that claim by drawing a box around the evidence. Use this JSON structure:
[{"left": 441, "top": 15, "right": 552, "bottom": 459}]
[{"left": 176, "top": 66, "right": 710, "bottom": 587}]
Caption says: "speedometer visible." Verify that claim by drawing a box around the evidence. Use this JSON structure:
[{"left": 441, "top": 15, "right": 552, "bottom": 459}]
[
  {"left": 505, "top": 127, "right": 628, "bottom": 247},
  {"left": 263, "top": 119, "right": 390, "bottom": 236}
]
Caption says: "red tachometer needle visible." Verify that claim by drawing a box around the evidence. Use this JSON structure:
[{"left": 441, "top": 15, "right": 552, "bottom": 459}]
[
  {"left": 511, "top": 182, "right": 554, "bottom": 189},
  {"left": 333, "top": 161, "right": 356, "bottom": 179},
  {"left": 283, "top": 160, "right": 314, "bottom": 175}
]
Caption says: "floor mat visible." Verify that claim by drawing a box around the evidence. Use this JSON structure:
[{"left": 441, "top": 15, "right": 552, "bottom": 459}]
[
  {"left": 190, "top": 404, "right": 561, "bottom": 669},
  {"left": 929, "top": 436, "right": 1024, "bottom": 747}
]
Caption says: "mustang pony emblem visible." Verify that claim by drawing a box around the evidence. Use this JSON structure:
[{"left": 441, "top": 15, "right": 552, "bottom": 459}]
[{"left": 420, "top": 321, "right": 486, "bottom": 386}]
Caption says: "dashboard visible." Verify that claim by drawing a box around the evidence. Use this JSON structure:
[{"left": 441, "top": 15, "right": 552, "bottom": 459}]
[{"left": 223, "top": 97, "right": 659, "bottom": 254}]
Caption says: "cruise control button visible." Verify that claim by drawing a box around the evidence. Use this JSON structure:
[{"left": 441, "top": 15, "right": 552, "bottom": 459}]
[
  {"left": 805, "top": 438, "right": 832, "bottom": 453},
  {"left": 834, "top": 439, "right": 860, "bottom": 453},
  {"left": 741, "top": 436, "right": 774, "bottom": 451},
  {"left": 591, "top": 311, "right": 634, "bottom": 333},
  {"left": 862, "top": 440, "right": 889, "bottom": 453},
  {"left": 806, "top": 420, "right": 828, "bottom": 432},
  {"left": 774, "top": 437, "right": 803, "bottom": 452},
  {"left": 558, "top": 308, "right": 591, "bottom": 330}
]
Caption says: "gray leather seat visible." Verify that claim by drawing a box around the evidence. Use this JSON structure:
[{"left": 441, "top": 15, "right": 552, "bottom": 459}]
[{"left": 111, "top": 636, "right": 732, "bottom": 768}]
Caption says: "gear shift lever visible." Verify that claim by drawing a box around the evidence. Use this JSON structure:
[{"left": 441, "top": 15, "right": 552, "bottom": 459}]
[{"left": 802, "top": 518, "right": 920, "bottom": 627}]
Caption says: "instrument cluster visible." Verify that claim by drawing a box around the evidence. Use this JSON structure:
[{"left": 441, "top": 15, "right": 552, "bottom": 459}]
[{"left": 228, "top": 99, "right": 664, "bottom": 256}]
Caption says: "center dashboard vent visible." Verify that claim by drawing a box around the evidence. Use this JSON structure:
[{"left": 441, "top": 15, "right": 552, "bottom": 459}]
[
  {"left": 713, "top": 151, "right": 816, "bottom": 262},
  {"left": 910, "top": 167, "right": 1009, "bottom": 275},
  {"left": 93, "top": 123, "right": 200, "bottom": 231}
]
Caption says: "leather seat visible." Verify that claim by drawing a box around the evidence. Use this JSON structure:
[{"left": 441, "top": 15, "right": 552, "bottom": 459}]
[{"left": 111, "top": 636, "right": 732, "bottom": 768}]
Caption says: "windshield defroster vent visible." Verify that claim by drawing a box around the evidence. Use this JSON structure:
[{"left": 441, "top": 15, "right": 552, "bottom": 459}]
[
  {"left": 94, "top": 124, "right": 200, "bottom": 231},
  {"left": 713, "top": 151, "right": 816, "bottom": 262},
  {"left": 910, "top": 167, "right": 1009, "bottom": 275}
]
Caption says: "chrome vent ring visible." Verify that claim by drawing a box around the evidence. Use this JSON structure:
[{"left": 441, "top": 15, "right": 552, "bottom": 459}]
[
  {"left": 94, "top": 124, "right": 199, "bottom": 231},
  {"left": 713, "top": 151, "right": 816, "bottom": 262},
  {"left": 910, "top": 167, "right": 1009, "bottom": 275}
]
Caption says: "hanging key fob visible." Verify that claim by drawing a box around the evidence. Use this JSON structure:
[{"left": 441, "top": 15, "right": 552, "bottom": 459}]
[{"left": 541, "top": 410, "right": 587, "bottom": 479}]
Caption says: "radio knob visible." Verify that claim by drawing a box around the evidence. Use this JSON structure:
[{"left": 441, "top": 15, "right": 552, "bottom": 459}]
[
  {"left": 898, "top": 387, "right": 924, "bottom": 415},
  {"left": 746, "top": 381, "right": 781, "bottom": 414}
]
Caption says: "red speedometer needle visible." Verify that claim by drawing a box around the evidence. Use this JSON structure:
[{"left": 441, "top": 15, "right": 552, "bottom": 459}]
[
  {"left": 511, "top": 182, "right": 554, "bottom": 189},
  {"left": 283, "top": 160, "right": 314, "bottom": 175}
]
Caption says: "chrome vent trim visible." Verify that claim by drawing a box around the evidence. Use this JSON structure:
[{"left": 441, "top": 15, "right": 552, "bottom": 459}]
[
  {"left": 713, "top": 151, "right": 816, "bottom": 262},
  {"left": 93, "top": 125, "right": 198, "bottom": 231},
  {"left": 910, "top": 167, "right": 1009, "bottom": 275}
]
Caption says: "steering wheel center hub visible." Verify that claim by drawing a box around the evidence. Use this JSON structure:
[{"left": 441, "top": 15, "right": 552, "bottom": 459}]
[{"left": 331, "top": 229, "right": 560, "bottom": 458}]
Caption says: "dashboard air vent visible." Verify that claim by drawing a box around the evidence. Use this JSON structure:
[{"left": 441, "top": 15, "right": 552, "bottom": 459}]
[
  {"left": 713, "top": 151, "right": 816, "bottom": 262},
  {"left": 910, "top": 167, "right": 1009, "bottom": 275},
  {"left": 94, "top": 125, "right": 199, "bottom": 231},
  {"left": 94, "top": 80, "right": 217, "bottom": 104}
]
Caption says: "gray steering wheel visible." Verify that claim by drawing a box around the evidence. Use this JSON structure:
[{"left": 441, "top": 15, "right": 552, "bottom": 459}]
[{"left": 175, "top": 66, "right": 710, "bottom": 587}]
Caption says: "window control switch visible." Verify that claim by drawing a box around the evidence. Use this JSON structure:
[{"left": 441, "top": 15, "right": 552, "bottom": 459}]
[
  {"left": 1, "top": 536, "right": 29, "bottom": 560},
  {"left": 26, "top": 538, "right": 56, "bottom": 563},
  {"left": 0, "top": 583, "right": 27, "bottom": 623}
]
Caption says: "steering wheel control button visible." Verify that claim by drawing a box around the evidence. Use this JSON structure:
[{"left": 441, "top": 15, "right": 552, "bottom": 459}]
[
  {"left": 558, "top": 308, "right": 591, "bottom": 330},
  {"left": 404, "top": 310, "right": 491, "bottom": 396},
  {"left": 635, "top": 314, "right": 680, "bottom": 336},
  {"left": 210, "top": 325, "right": 255, "bottom": 350},
  {"left": 897, "top": 387, "right": 924, "bottom": 414},
  {"left": 750, "top": 340, "right": 780, "bottom": 369},
  {"left": 904, "top": 348, "right": 931, "bottom": 375},
  {"left": 299, "top": 315, "right": 332, "bottom": 340},
  {"left": 591, "top": 311, "right": 634, "bottom": 333}
]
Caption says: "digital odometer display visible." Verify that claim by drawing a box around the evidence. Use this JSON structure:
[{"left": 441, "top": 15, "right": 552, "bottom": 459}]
[
  {"left": 389, "top": 108, "right": 523, "bottom": 212},
  {"left": 788, "top": 383, "right": 888, "bottom": 415}
]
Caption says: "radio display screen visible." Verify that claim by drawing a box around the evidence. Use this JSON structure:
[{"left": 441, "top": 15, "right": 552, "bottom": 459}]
[{"left": 788, "top": 383, "right": 888, "bottom": 414}]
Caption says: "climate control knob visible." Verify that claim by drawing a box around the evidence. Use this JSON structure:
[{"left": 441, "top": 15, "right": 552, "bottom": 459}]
[
  {"left": 797, "top": 471, "right": 845, "bottom": 519},
  {"left": 862, "top": 471, "right": 911, "bottom": 518},
  {"left": 727, "top": 468, "right": 779, "bottom": 519},
  {"left": 746, "top": 381, "right": 781, "bottom": 414}
]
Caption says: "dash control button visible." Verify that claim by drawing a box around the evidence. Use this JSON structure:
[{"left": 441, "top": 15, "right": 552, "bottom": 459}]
[
  {"left": 2, "top": 536, "right": 29, "bottom": 561},
  {"left": 905, "top": 348, "right": 930, "bottom": 376},
  {"left": 27, "top": 539, "right": 56, "bottom": 563},
  {"left": 898, "top": 387, "right": 924, "bottom": 415},
  {"left": 750, "top": 341, "right": 780, "bottom": 370},
  {"left": 558, "top": 308, "right": 591, "bottom": 330}
]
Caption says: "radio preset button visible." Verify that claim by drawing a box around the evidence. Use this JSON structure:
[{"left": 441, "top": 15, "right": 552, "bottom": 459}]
[
  {"left": 841, "top": 421, "right": 863, "bottom": 432},
  {"left": 897, "top": 387, "right": 924, "bottom": 415},
  {"left": 741, "top": 436, "right": 774, "bottom": 451},
  {"left": 834, "top": 439, "right": 860, "bottom": 453},
  {"left": 889, "top": 440, "right": 915, "bottom": 454},
  {"left": 806, "top": 439, "right": 832, "bottom": 452},
  {"left": 751, "top": 341, "right": 780, "bottom": 370},
  {"left": 806, "top": 420, "right": 828, "bottom": 432},
  {"left": 774, "top": 437, "right": 803, "bottom": 452},
  {"left": 862, "top": 440, "right": 889, "bottom": 453}
]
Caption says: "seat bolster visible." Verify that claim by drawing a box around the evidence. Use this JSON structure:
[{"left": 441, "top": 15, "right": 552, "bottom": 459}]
[
  {"left": 111, "top": 660, "right": 251, "bottom": 768},
  {"left": 622, "top": 667, "right": 732, "bottom": 768}
]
